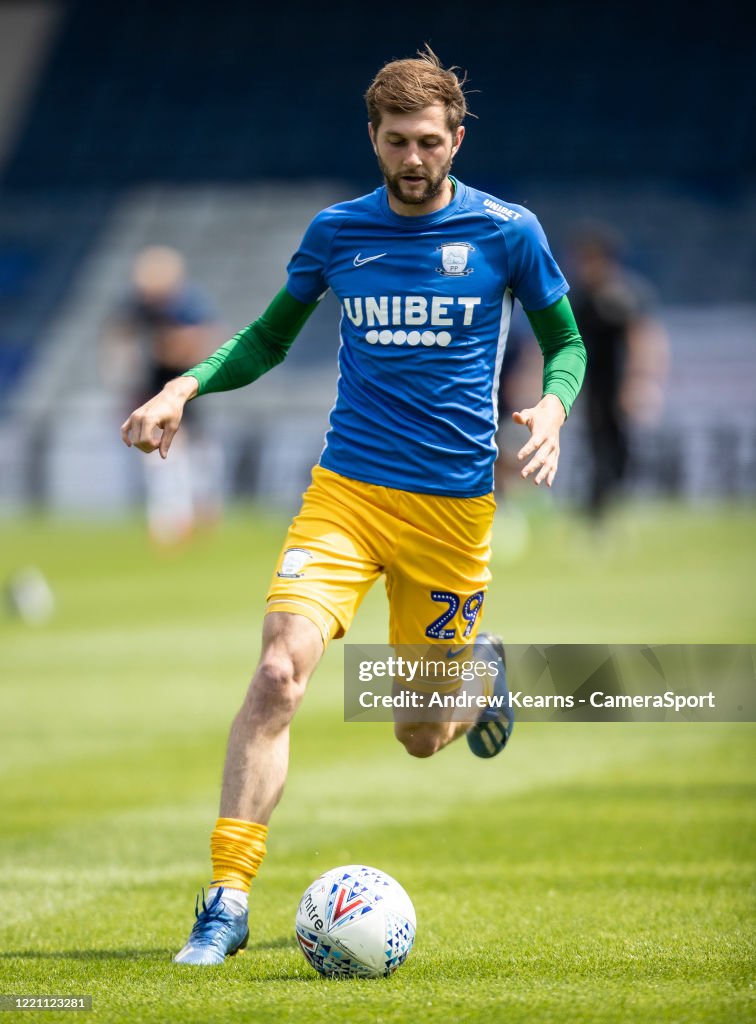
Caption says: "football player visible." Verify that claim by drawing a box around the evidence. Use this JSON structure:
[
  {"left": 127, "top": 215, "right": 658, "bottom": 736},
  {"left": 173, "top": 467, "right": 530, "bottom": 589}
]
[{"left": 122, "top": 46, "right": 586, "bottom": 964}]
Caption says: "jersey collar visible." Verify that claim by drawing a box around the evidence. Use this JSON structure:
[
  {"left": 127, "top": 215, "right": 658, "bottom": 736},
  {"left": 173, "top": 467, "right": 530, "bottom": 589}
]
[{"left": 378, "top": 177, "right": 465, "bottom": 229}]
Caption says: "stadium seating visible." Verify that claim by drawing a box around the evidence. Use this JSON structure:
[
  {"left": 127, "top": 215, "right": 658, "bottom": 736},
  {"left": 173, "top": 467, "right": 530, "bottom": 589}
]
[
  {"left": 0, "top": 191, "right": 113, "bottom": 402},
  {"left": 3, "top": 2, "right": 752, "bottom": 186}
]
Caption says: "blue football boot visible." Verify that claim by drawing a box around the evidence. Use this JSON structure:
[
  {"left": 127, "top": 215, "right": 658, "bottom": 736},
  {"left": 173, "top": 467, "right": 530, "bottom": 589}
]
[
  {"left": 466, "top": 632, "right": 514, "bottom": 758},
  {"left": 173, "top": 888, "right": 249, "bottom": 965}
]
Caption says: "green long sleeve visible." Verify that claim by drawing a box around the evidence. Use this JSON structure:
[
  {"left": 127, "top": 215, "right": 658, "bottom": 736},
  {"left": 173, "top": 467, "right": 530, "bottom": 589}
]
[
  {"left": 524, "top": 295, "right": 587, "bottom": 416},
  {"left": 183, "top": 286, "right": 319, "bottom": 396}
]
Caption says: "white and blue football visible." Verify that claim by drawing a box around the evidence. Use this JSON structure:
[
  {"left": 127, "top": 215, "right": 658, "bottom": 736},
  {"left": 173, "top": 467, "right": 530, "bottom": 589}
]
[{"left": 295, "top": 864, "right": 416, "bottom": 978}]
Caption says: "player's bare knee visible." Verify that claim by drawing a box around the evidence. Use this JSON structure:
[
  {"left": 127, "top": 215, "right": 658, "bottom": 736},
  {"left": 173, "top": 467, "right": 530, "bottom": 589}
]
[
  {"left": 246, "top": 655, "right": 305, "bottom": 723},
  {"left": 395, "top": 724, "right": 444, "bottom": 759}
]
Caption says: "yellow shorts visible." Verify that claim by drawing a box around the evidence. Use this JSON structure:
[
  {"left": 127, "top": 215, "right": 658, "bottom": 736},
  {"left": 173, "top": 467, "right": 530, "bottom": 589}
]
[{"left": 266, "top": 466, "right": 495, "bottom": 647}]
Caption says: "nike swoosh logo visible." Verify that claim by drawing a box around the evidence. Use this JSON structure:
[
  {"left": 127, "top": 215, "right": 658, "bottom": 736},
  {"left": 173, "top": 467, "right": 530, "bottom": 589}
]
[
  {"left": 446, "top": 645, "right": 468, "bottom": 659},
  {"left": 353, "top": 252, "right": 387, "bottom": 267}
]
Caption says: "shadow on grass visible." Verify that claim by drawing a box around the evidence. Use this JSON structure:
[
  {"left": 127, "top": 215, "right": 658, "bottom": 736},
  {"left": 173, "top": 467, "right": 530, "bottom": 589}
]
[
  {"left": 246, "top": 935, "right": 295, "bottom": 951},
  {"left": 0, "top": 949, "right": 173, "bottom": 961},
  {"left": 0, "top": 946, "right": 386, "bottom": 983},
  {"left": 0, "top": 936, "right": 296, "bottom": 961}
]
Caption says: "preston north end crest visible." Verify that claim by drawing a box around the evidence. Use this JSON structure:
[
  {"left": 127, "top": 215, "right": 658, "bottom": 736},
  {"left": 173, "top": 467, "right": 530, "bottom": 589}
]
[
  {"left": 436, "top": 242, "right": 474, "bottom": 277},
  {"left": 277, "top": 547, "right": 313, "bottom": 578}
]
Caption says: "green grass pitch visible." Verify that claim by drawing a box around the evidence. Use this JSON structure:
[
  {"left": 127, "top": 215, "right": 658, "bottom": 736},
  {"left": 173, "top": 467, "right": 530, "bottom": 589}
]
[{"left": 1, "top": 501, "right": 754, "bottom": 1023}]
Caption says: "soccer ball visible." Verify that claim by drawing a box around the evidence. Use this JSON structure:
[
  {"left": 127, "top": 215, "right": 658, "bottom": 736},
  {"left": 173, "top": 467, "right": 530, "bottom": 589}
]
[{"left": 295, "top": 864, "right": 416, "bottom": 978}]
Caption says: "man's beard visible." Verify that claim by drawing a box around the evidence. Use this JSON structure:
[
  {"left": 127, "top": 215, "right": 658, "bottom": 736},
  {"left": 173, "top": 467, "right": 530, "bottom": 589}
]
[{"left": 378, "top": 154, "right": 453, "bottom": 206}]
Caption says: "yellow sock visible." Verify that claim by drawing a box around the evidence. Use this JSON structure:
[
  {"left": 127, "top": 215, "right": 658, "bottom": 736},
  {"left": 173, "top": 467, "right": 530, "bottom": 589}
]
[{"left": 210, "top": 817, "right": 269, "bottom": 894}]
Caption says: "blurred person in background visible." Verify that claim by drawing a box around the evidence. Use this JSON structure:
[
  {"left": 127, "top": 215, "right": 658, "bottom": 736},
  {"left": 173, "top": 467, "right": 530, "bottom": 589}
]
[
  {"left": 568, "top": 222, "right": 669, "bottom": 520},
  {"left": 102, "top": 245, "right": 223, "bottom": 545}
]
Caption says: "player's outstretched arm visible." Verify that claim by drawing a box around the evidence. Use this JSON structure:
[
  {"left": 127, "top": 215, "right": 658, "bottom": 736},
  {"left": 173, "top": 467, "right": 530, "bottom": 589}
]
[
  {"left": 120, "top": 286, "right": 320, "bottom": 458},
  {"left": 513, "top": 394, "right": 566, "bottom": 487},
  {"left": 120, "top": 375, "right": 198, "bottom": 458},
  {"left": 185, "top": 286, "right": 319, "bottom": 396}
]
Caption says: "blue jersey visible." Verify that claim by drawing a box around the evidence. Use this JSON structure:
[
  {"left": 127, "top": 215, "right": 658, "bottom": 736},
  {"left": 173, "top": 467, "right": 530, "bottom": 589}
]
[{"left": 286, "top": 179, "right": 568, "bottom": 497}]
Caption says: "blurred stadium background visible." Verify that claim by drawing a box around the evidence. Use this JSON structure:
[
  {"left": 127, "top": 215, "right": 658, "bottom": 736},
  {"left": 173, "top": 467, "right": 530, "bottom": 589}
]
[{"left": 0, "top": 0, "right": 753, "bottom": 514}]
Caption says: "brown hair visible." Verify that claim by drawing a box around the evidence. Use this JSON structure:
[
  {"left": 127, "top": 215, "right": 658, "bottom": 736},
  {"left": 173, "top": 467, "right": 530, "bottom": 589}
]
[{"left": 365, "top": 44, "right": 470, "bottom": 133}]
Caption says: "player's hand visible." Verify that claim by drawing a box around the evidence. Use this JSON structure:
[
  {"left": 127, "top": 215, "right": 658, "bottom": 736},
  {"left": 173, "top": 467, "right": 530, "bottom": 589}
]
[
  {"left": 512, "top": 394, "right": 566, "bottom": 487},
  {"left": 120, "top": 376, "right": 198, "bottom": 458}
]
